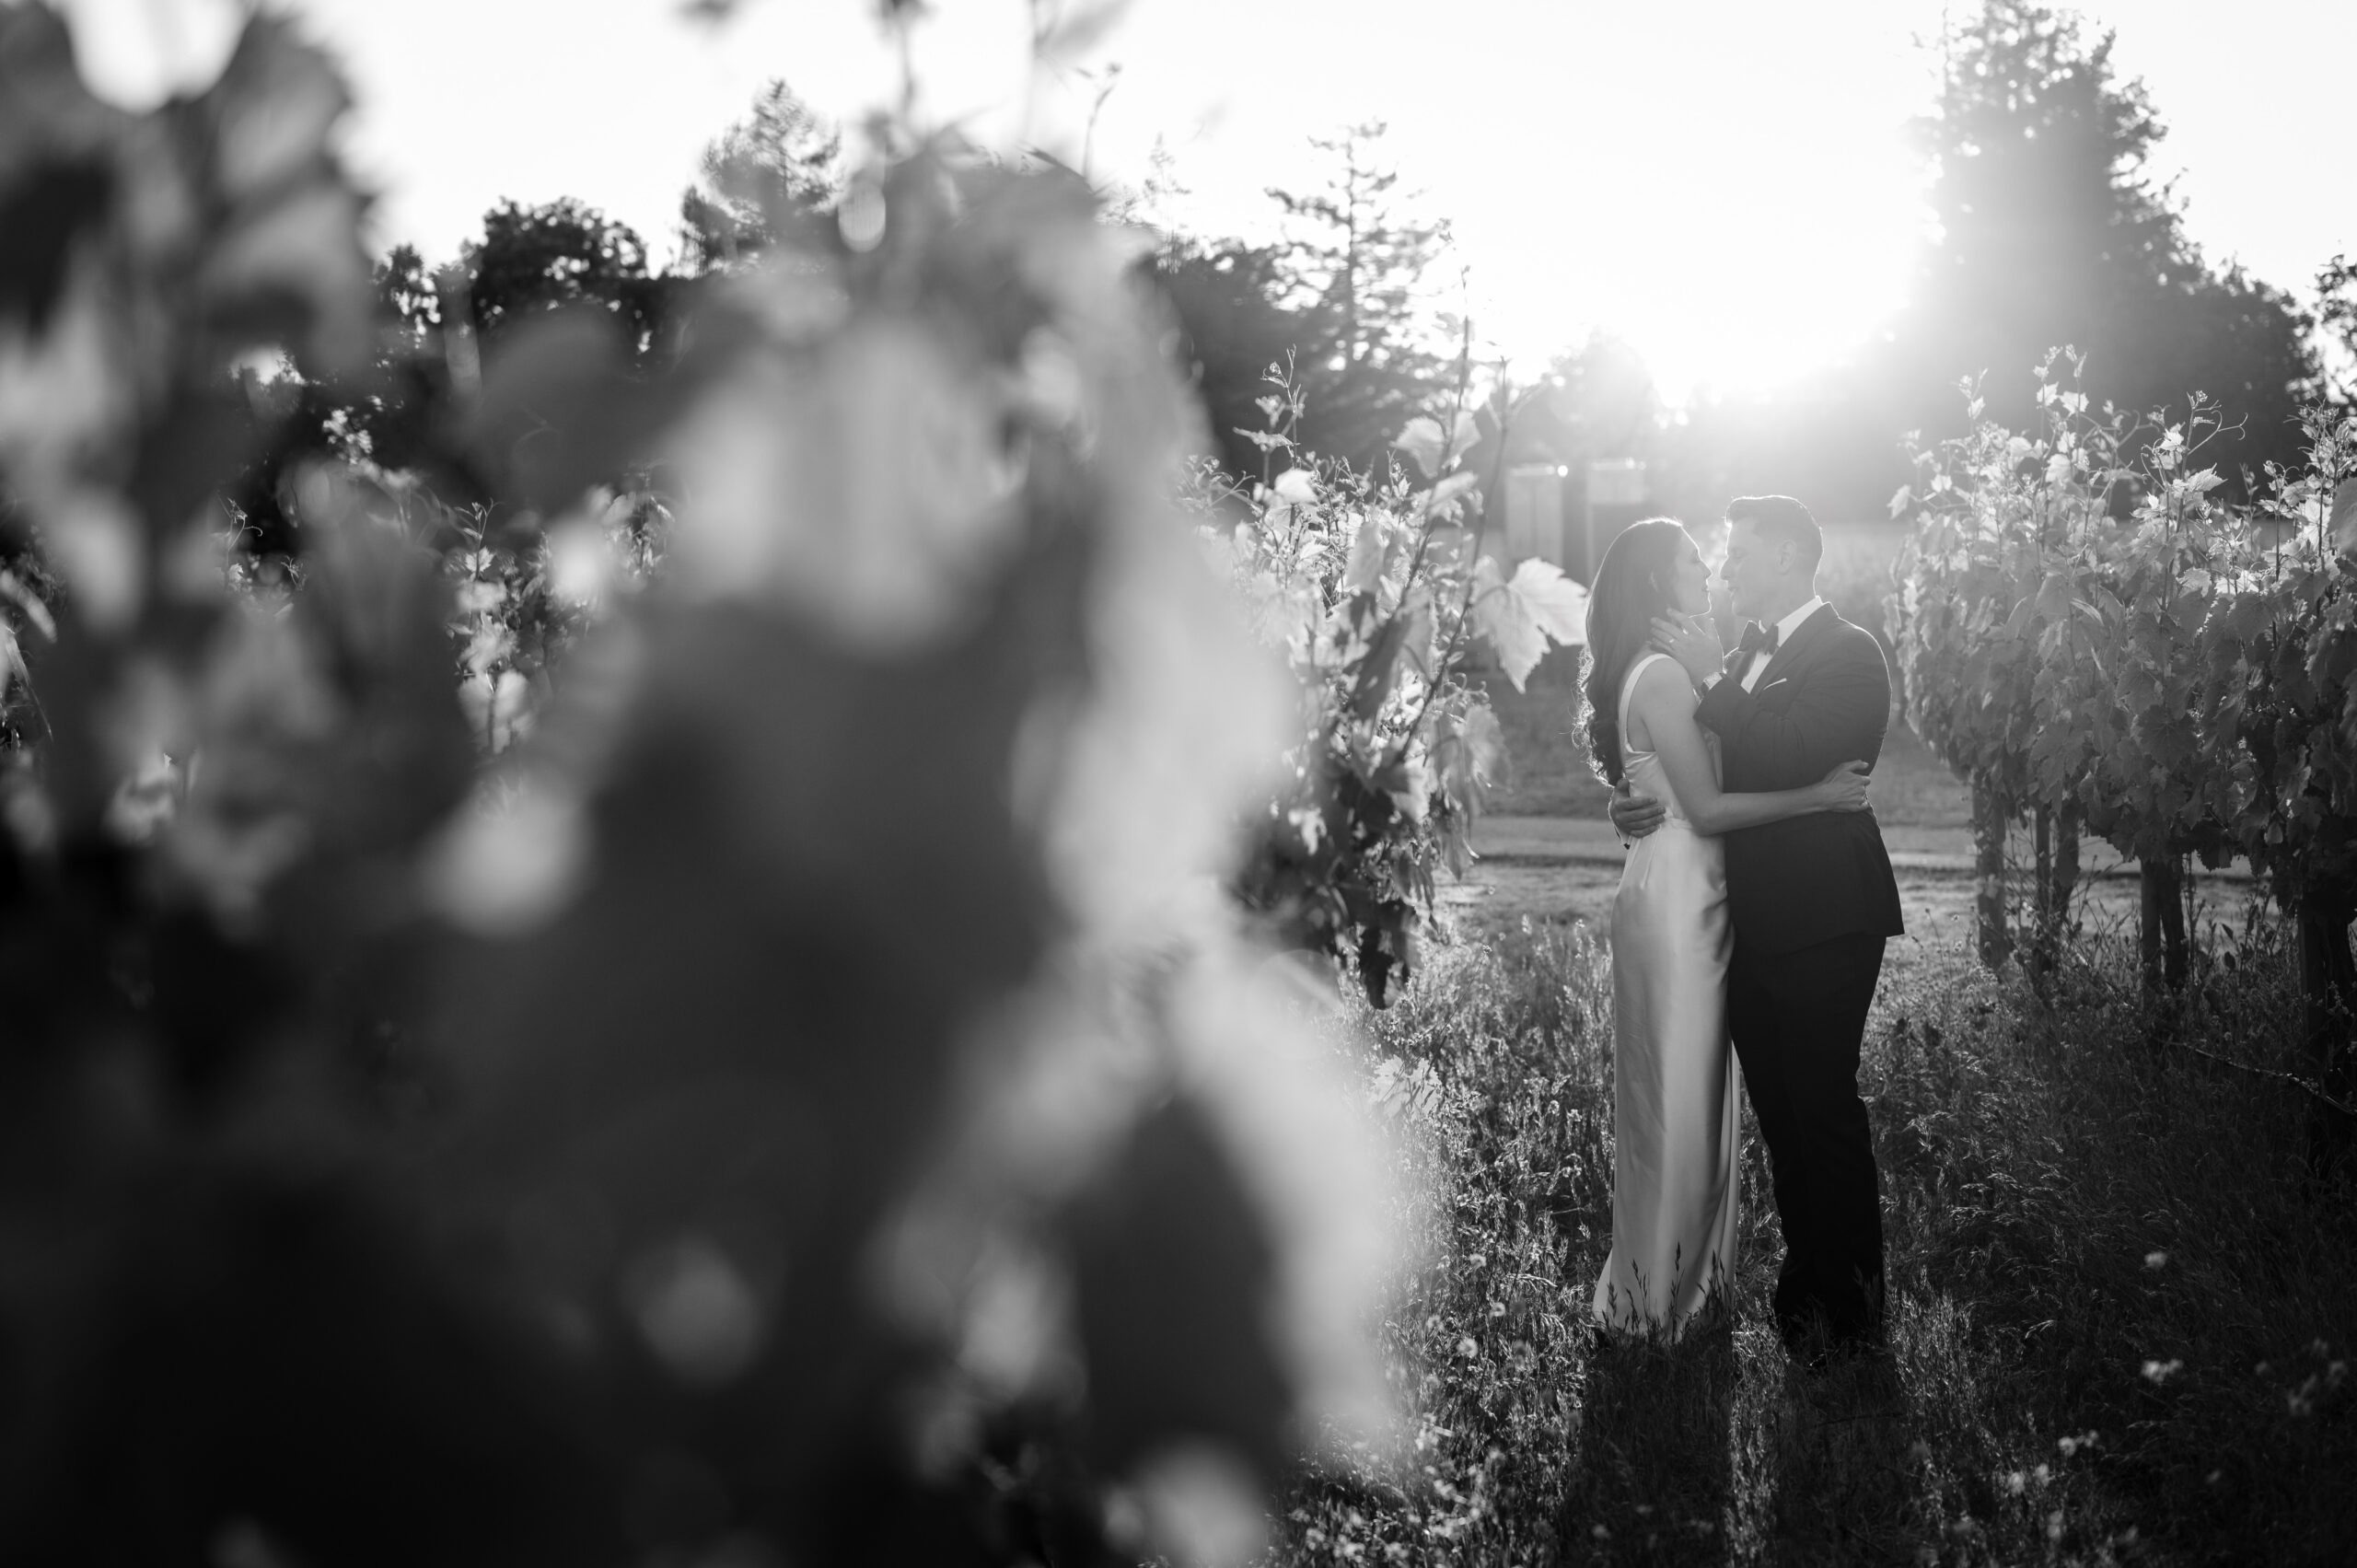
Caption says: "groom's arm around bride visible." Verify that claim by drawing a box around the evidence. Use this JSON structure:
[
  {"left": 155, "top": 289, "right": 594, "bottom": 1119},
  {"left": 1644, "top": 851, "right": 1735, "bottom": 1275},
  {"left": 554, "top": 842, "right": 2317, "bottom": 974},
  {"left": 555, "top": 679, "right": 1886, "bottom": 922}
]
[{"left": 1647, "top": 595, "right": 1902, "bottom": 958}]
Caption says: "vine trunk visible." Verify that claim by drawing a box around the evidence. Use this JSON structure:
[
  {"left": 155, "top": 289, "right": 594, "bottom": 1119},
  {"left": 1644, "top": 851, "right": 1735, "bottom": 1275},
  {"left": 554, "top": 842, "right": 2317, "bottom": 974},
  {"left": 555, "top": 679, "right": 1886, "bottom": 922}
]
[{"left": 2295, "top": 876, "right": 2357, "bottom": 1174}]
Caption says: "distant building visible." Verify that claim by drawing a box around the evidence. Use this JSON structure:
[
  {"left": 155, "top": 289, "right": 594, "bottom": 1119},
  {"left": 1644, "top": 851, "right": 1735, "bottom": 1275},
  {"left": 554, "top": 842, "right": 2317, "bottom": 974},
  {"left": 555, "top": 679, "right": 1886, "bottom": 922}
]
[
  {"left": 1490, "top": 459, "right": 1652, "bottom": 583},
  {"left": 1577, "top": 459, "right": 1650, "bottom": 585},
  {"left": 1500, "top": 464, "right": 1567, "bottom": 567}
]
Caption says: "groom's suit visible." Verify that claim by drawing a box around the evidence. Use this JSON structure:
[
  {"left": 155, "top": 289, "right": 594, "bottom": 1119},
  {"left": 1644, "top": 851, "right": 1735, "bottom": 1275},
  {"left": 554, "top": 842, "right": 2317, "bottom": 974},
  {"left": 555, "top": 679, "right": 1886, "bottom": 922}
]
[{"left": 1694, "top": 603, "right": 1903, "bottom": 1351}]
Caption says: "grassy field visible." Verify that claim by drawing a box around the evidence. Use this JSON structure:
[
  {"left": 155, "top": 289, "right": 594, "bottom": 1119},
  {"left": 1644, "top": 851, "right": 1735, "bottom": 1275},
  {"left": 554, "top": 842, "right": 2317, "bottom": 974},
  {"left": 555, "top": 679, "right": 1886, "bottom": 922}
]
[{"left": 1266, "top": 876, "right": 2354, "bottom": 1566}]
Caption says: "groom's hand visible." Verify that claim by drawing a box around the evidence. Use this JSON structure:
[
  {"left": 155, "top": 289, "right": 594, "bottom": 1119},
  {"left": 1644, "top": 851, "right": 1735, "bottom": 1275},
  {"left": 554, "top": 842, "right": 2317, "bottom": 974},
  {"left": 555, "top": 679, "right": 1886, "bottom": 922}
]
[
  {"left": 1649, "top": 613, "right": 1724, "bottom": 687},
  {"left": 1608, "top": 783, "right": 1666, "bottom": 842}
]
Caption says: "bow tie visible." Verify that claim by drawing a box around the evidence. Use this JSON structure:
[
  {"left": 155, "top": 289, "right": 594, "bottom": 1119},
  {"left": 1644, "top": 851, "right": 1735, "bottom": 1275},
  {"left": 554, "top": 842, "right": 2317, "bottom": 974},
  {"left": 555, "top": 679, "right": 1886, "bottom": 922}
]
[{"left": 1736, "top": 621, "right": 1780, "bottom": 661}]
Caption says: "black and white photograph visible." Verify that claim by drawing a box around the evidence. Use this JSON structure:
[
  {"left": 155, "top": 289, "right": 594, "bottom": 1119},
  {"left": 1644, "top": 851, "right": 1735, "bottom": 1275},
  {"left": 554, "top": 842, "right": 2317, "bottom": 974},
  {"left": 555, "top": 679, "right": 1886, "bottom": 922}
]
[{"left": 0, "top": 0, "right": 2351, "bottom": 1562}]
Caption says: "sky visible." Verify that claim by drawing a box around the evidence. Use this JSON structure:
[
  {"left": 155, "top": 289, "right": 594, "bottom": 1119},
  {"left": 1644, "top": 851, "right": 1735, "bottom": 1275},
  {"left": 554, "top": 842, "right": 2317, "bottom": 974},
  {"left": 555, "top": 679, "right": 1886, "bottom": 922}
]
[{"left": 53, "top": 0, "right": 2357, "bottom": 399}]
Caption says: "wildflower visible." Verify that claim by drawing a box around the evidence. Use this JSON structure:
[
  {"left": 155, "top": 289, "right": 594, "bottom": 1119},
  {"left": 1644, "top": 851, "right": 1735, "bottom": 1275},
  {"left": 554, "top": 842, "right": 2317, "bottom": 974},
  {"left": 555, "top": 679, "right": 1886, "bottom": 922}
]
[
  {"left": 2140, "top": 1358, "right": 2182, "bottom": 1384},
  {"left": 2004, "top": 1470, "right": 2026, "bottom": 1496},
  {"left": 2143, "top": 1250, "right": 2167, "bottom": 1269},
  {"left": 1591, "top": 1524, "right": 1610, "bottom": 1540}
]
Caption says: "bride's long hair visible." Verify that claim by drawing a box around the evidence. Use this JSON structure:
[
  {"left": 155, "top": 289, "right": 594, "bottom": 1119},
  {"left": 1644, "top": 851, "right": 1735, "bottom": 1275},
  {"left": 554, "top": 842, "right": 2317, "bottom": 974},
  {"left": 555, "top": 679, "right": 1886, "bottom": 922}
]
[{"left": 1583, "top": 517, "right": 1696, "bottom": 786}]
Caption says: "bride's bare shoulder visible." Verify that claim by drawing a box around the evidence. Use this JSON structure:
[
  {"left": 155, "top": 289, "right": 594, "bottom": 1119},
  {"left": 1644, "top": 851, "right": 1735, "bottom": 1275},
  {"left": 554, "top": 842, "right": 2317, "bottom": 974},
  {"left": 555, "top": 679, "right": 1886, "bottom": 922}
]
[
  {"left": 1631, "top": 654, "right": 1697, "bottom": 714},
  {"left": 1624, "top": 654, "right": 1695, "bottom": 748}
]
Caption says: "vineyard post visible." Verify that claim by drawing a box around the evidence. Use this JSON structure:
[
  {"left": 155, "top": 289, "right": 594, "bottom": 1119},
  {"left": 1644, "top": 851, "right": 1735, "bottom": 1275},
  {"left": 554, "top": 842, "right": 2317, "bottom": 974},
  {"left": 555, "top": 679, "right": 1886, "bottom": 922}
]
[
  {"left": 2139, "top": 857, "right": 2188, "bottom": 998},
  {"left": 2052, "top": 799, "right": 2081, "bottom": 935},
  {"left": 2028, "top": 802, "right": 2080, "bottom": 988},
  {"left": 2031, "top": 803, "right": 2054, "bottom": 982},
  {"left": 1973, "top": 775, "right": 2011, "bottom": 969}
]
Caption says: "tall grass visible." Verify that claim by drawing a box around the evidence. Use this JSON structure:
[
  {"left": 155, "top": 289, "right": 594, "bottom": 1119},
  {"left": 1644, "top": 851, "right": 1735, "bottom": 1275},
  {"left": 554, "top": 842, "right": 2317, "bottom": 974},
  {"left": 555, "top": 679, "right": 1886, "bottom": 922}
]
[{"left": 1271, "top": 911, "right": 2356, "bottom": 1565}]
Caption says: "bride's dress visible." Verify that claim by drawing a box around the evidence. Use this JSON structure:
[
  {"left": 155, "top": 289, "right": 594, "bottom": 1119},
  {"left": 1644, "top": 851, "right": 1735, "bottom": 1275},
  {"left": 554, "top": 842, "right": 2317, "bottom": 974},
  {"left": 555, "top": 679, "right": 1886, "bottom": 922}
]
[{"left": 1591, "top": 652, "right": 1740, "bottom": 1334}]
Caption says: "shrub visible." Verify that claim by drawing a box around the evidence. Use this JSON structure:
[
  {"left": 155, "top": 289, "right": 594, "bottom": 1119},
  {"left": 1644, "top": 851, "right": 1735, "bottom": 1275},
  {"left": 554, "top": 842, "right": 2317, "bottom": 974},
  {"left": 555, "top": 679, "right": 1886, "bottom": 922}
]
[{"left": 1200, "top": 366, "right": 1586, "bottom": 1005}]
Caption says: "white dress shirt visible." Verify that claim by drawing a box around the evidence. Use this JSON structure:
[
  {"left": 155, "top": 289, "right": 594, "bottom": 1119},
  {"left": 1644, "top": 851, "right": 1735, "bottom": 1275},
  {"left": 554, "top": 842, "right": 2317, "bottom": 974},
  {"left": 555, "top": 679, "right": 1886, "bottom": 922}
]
[{"left": 1738, "top": 595, "right": 1827, "bottom": 691}]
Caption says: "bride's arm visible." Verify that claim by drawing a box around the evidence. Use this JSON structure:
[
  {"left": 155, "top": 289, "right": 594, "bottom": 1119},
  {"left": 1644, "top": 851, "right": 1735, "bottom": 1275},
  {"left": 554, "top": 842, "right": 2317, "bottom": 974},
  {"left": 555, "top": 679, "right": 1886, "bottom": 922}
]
[{"left": 1631, "top": 660, "right": 1870, "bottom": 834}]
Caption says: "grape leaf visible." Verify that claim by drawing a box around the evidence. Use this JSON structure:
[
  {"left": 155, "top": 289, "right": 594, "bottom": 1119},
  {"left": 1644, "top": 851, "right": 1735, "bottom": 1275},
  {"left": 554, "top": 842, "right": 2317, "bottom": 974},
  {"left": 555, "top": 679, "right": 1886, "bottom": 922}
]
[
  {"left": 1391, "top": 412, "right": 1479, "bottom": 482},
  {"left": 2332, "top": 477, "right": 2357, "bottom": 556},
  {"left": 1470, "top": 556, "right": 1587, "bottom": 691},
  {"left": 1342, "top": 511, "right": 1388, "bottom": 595}
]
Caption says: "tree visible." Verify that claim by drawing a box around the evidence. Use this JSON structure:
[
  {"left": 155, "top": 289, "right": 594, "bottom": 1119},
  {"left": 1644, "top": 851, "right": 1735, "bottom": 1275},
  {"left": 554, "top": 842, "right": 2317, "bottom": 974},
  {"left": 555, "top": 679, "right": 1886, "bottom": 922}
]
[
  {"left": 1147, "top": 125, "right": 1457, "bottom": 484},
  {"left": 219, "top": 200, "right": 692, "bottom": 565},
  {"left": 219, "top": 242, "right": 474, "bottom": 557},
  {"left": 1264, "top": 122, "right": 1455, "bottom": 471},
  {"left": 1662, "top": 368, "right": 1917, "bottom": 528},
  {"left": 1892, "top": 0, "right": 2313, "bottom": 486},
  {"left": 1500, "top": 332, "right": 1663, "bottom": 495},
  {"left": 2316, "top": 253, "right": 2357, "bottom": 398},
  {"left": 1154, "top": 238, "right": 1318, "bottom": 480},
  {"left": 1538, "top": 333, "right": 1658, "bottom": 464},
  {"left": 679, "top": 78, "right": 844, "bottom": 273},
  {"left": 462, "top": 196, "right": 669, "bottom": 354},
  {"left": 374, "top": 242, "right": 440, "bottom": 350}
]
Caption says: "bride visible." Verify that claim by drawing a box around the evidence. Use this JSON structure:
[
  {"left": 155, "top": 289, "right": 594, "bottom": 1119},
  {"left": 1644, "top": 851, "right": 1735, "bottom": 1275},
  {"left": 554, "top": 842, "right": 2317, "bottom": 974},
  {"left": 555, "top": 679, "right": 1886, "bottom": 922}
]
[{"left": 1583, "top": 518, "right": 1871, "bottom": 1337}]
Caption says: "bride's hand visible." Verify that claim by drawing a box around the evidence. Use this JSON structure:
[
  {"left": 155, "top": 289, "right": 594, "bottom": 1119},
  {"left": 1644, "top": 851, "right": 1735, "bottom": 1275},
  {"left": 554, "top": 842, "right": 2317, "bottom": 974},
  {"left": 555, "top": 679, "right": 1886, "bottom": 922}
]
[
  {"left": 1648, "top": 612, "right": 1724, "bottom": 687},
  {"left": 1813, "top": 760, "right": 1874, "bottom": 813}
]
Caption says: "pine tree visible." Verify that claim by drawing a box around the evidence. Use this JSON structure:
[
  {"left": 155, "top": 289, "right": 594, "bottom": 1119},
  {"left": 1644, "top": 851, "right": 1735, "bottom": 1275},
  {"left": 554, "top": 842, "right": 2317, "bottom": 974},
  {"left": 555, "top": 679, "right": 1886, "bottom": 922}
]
[
  {"left": 1263, "top": 122, "right": 1454, "bottom": 471},
  {"left": 1154, "top": 237, "right": 1309, "bottom": 482},
  {"left": 679, "top": 80, "right": 844, "bottom": 273}
]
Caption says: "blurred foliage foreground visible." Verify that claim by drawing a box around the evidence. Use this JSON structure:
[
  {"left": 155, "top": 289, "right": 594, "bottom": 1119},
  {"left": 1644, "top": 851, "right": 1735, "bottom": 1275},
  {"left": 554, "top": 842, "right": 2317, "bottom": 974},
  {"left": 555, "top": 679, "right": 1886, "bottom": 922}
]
[{"left": 0, "top": 9, "right": 1469, "bottom": 1563}]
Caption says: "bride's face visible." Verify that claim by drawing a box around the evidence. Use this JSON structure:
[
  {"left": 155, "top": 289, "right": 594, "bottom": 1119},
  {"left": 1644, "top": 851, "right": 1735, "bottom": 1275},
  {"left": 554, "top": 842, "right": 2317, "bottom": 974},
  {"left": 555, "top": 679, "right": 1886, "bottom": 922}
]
[{"left": 1664, "top": 532, "right": 1712, "bottom": 616}]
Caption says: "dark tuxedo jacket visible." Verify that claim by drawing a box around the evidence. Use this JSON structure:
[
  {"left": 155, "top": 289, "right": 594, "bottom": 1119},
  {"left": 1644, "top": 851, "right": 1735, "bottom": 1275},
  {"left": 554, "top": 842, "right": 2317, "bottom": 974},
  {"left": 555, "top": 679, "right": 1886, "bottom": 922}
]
[{"left": 1693, "top": 604, "right": 1905, "bottom": 957}]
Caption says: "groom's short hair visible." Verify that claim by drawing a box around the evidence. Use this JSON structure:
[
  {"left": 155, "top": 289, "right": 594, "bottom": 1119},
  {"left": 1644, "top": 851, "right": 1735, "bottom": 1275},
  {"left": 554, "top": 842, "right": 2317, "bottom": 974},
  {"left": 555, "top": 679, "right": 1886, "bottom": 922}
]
[{"left": 1724, "top": 494, "right": 1823, "bottom": 571}]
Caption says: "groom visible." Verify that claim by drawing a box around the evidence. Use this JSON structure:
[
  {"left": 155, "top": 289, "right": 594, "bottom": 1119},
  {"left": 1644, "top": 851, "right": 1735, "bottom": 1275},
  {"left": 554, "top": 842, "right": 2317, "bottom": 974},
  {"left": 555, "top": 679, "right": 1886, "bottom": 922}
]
[{"left": 1609, "top": 494, "right": 1904, "bottom": 1363}]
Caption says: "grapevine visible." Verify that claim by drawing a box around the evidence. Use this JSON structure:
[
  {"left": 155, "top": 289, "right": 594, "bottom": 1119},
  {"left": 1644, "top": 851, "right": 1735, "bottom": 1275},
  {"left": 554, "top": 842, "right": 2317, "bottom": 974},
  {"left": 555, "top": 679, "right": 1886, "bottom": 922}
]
[
  {"left": 1199, "top": 361, "right": 1585, "bottom": 1005},
  {"left": 1890, "top": 351, "right": 2357, "bottom": 1159}
]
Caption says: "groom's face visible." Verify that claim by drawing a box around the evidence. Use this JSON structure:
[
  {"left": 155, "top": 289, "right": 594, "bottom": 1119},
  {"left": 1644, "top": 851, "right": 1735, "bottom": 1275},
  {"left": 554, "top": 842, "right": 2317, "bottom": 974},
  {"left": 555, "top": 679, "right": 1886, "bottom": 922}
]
[{"left": 1718, "top": 520, "right": 1777, "bottom": 621}]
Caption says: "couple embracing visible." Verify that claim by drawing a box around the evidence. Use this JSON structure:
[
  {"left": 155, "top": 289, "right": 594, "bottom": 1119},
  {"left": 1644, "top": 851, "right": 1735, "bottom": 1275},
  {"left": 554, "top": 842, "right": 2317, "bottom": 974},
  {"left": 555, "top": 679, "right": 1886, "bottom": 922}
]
[{"left": 1584, "top": 495, "right": 1904, "bottom": 1367}]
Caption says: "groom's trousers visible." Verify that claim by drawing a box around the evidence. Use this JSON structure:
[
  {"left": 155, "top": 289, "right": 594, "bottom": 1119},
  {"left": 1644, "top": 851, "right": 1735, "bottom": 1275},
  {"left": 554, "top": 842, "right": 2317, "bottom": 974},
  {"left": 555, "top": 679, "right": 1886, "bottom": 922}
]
[{"left": 1727, "top": 931, "right": 1887, "bottom": 1351}]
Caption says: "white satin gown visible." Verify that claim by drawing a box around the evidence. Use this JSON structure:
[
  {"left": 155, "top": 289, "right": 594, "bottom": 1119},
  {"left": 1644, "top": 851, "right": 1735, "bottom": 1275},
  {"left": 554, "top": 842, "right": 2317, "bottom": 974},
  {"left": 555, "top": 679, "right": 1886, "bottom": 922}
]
[{"left": 1590, "top": 652, "right": 1741, "bottom": 1335}]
